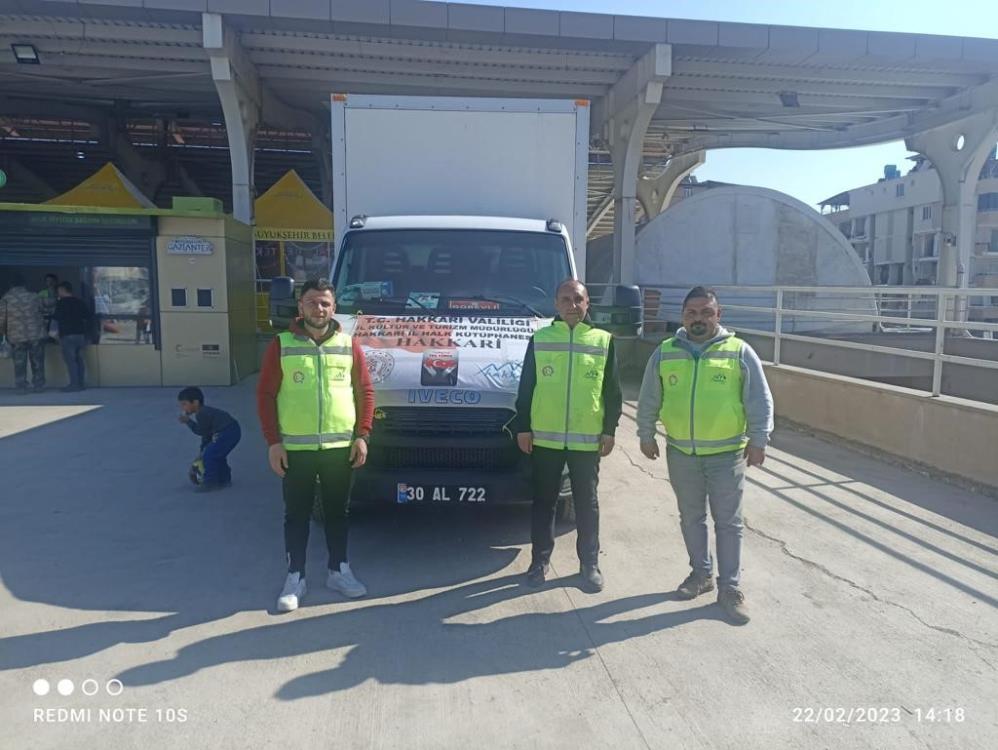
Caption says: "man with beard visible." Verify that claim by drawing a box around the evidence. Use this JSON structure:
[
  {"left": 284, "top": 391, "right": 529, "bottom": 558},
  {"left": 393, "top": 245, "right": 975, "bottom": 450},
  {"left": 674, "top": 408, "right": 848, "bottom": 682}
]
[
  {"left": 257, "top": 278, "right": 375, "bottom": 612},
  {"left": 637, "top": 286, "right": 773, "bottom": 625}
]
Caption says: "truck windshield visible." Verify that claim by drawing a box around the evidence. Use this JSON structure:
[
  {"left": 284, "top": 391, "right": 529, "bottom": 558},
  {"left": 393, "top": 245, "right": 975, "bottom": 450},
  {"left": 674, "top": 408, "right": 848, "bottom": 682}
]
[{"left": 333, "top": 229, "right": 572, "bottom": 317}]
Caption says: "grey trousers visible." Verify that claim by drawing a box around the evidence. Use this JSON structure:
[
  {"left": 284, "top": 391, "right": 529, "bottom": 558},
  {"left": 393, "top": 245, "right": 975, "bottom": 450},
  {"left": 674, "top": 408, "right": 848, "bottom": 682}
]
[{"left": 666, "top": 446, "right": 746, "bottom": 588}]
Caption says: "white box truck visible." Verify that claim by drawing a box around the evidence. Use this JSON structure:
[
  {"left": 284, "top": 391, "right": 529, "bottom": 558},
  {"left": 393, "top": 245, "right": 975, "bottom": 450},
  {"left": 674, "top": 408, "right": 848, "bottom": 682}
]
[{"left": 273, "top": 94, "right": 591, "bottom": 512}]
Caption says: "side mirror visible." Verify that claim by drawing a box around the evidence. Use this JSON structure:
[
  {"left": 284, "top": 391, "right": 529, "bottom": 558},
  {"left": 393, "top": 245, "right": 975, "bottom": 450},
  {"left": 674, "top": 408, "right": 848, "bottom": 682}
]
[
  {"left": 269, "top": 276, "right": 296, "bottom": 330},
  {"left": 590, "top": 284, "right": 642, "bottom": 338}
]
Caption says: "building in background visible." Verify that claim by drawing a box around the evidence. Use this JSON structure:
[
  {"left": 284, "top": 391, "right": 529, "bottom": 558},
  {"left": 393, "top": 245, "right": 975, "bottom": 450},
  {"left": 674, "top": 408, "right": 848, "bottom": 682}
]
[{"left": 820, "top": 148, "right": 998, "bottom": 321}]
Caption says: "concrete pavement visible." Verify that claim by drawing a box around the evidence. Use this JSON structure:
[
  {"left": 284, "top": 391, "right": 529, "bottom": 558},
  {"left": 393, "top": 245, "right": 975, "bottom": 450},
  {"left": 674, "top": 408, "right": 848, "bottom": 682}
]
[{"left": 0, "top": 380, "right": 995, "bottom": 749}]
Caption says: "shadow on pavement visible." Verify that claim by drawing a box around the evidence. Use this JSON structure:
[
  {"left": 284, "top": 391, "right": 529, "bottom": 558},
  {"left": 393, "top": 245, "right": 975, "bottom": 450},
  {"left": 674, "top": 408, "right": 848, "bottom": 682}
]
[
  {"left": 116, "top": 574, "right": 719, "bottom": 698},
  {"left": 0, "top": 386, "right": 543, "bottom": 671}
]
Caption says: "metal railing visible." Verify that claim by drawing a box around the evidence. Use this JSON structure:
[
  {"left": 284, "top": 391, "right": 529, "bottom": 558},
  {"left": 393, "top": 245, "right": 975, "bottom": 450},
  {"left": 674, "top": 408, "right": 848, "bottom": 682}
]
[{"left": 637, "top": 284, "right": 998, "bottom": 397}]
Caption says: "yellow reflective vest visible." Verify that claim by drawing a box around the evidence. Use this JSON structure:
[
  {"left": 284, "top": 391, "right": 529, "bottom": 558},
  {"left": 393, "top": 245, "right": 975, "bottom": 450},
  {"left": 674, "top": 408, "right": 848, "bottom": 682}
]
[
  {"left": 531, "top": 321, "right": 611, "bottom": 452},
  {"left": 657, "top": 335, "right": 748, "bottom": 456},
  {"left": 277, "top": 329, "right": 356, "bottom": 451}
]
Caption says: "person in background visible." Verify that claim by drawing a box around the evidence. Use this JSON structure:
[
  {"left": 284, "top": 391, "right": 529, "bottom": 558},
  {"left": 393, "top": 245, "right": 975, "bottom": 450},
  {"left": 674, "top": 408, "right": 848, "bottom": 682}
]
[
  {"left": 1, "top": 273, "right": 47, "bottom": 394},
  {"left": 135, "top": 301, "right": 152, "bottom": 344},
  {"left": 177, "top": 386, "right": 242, "bottom": 493},
  {"left": 39, "top": 273, "right": 59, "bottom": 340},
  {"left": 53, "top": 281, "right": 91, "bottom": 392}
]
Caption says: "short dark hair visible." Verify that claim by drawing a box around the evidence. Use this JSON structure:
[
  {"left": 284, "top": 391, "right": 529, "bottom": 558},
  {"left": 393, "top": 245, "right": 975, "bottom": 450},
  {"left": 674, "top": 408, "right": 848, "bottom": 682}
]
[
  {"left": 555, "top": 278, "right": 587, "bottom": 298},
  {"left": 682, "top": 286, "right": 719, "bottom": 309},
  {"left": 299, "top": 277, "right": 335, "bottom": 299},
  {"left": 177, "top": 386, "right": 204, "bottom": 404},
  {"left": 45, "top": 273, "right": 58, "bottom": 282},
  {"left": 57, "top": 281, "right": 73, "bottom": 294}
]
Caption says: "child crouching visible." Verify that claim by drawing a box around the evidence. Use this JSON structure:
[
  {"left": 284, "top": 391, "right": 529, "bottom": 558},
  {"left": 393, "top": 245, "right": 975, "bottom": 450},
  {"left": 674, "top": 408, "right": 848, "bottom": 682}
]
[{"left": 177, "top": 386, "right": 241, "bottom": 492}]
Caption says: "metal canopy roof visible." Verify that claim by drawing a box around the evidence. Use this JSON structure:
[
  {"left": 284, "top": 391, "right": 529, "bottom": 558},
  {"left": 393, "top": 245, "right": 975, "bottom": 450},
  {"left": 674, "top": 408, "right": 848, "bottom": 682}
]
[{"left": 1, "top": 0, "right": 997, "bottom": 236}]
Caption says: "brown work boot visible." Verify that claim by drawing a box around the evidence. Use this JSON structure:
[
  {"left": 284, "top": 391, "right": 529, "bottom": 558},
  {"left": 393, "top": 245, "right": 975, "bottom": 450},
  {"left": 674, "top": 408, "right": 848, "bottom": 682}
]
[
  {"left": 717, "top": 586, "right": 750, "bottom": 625},
  {"left": 675, "top": 571, "right": 715, "bottom": 600}
]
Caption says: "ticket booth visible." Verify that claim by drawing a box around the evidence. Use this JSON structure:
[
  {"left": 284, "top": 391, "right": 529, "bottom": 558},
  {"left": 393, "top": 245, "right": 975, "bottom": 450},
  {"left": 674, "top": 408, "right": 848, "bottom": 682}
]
[{"left": 0, "top": 198, "right": 255, "bottom": 388}]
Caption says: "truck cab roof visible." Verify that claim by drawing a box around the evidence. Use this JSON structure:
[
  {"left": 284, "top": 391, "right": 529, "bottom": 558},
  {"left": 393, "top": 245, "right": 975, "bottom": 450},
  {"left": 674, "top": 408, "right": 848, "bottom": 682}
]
[{"left": 347, "top": 216, "right": 561, "bottom": 234}]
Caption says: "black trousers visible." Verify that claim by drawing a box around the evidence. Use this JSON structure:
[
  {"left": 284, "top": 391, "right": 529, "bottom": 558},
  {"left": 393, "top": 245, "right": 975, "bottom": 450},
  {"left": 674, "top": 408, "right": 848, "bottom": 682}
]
[
  {"left": 283, "top": 447, "right": 352, "bottom": 574},
  {"left": 530, "top": 446, "right": 601, "bottom": 567}
]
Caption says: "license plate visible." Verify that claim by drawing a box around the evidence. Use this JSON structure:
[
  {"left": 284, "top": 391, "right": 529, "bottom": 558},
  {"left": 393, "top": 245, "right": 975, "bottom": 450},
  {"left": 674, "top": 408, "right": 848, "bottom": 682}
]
[{"left": 396, "top": 484, "right": 487, "bottom": 504}]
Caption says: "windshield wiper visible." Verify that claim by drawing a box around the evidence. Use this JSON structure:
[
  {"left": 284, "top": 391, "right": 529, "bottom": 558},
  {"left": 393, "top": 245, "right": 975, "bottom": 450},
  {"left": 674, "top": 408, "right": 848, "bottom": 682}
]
[{"left": 455, "top": 294, "right": 543, "bottom": 317}]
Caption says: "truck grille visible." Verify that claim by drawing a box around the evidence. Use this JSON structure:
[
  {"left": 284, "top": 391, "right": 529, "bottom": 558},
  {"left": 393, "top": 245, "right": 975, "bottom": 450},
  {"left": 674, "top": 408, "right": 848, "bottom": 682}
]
[
  {"left": 372, "top": 444, "right": 519, "bottom": 471},
  {"left": 376, "top": 407, "right": 514, "bottom": 436}
]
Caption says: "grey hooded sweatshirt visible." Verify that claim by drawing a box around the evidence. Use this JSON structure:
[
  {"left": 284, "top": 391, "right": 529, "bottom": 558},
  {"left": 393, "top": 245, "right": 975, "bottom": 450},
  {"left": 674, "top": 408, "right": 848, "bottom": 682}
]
[{"left": 636, "top": 326, "right": 774, "bottom": 449}]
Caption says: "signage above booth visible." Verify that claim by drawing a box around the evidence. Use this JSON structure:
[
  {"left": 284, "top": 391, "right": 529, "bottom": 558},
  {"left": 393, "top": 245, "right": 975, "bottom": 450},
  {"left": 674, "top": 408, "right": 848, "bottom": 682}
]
[{"left": 167, "top": 236, "right": 214, "bottom": 255}]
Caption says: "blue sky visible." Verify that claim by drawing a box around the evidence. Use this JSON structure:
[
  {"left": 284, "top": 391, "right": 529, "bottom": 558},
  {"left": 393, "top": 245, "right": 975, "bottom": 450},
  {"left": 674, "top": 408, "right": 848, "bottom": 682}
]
[{"left": 459, "top": 1, "right": 998, "bottom": 207}]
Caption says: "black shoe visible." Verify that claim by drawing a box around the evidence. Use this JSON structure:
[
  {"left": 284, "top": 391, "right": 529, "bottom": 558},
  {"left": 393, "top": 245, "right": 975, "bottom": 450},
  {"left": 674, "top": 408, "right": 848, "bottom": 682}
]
[
  {"left": 676, "top": 571, "right": 715, "bottom": 600},
  {"left": 32, "top": 385, "right": 46, "bottom": 393},
  {"left": 525, "top": 561, "right": 550, "bottom": 587},
  {"left": 579, "top": 563, "right": 604, "bottom": 593}
]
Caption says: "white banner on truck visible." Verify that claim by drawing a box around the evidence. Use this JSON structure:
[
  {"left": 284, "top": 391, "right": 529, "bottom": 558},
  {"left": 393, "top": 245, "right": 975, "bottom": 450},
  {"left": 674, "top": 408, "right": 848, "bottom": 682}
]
[{"left": 336, "top": 314, "right": 549, "bottom": 408}]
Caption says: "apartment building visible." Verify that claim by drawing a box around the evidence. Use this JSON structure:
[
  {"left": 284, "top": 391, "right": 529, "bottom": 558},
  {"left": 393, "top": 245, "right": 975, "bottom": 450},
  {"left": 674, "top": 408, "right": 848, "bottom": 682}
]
[{"left": 821, "top": 150, "right": 998, "bottom": 320}]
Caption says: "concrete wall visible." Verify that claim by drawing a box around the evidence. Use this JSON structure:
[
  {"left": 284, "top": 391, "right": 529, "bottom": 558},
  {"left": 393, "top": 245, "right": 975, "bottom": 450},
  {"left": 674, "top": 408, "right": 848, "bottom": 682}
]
[
  {"left": 625, "top": 338, "right": 997, "bottom": 493},
  {"left": 765, "top": 364, "right": 998, "bottom": 493}
]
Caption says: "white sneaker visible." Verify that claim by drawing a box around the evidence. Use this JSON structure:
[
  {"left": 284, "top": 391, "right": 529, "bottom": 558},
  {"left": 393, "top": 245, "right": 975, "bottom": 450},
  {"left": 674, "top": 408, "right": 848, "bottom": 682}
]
[
  {"left": 326, "top": 562, "right": 367, "bottom": 598},
  {"left": 276, "top": 572, "right": 306, "bottom": 612}
]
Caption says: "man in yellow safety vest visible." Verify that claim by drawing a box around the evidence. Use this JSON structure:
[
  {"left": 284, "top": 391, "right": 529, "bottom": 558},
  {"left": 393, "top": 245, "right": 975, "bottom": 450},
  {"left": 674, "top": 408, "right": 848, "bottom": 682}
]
[
  {"left": 514, "top": 279, "right": 622, "bottom": 592},
  {"left": 257, "top": 278, "right": 375, "bottom": 613},
  {"left": 637, "top": 286, "right": 773, "bottom": 624}
]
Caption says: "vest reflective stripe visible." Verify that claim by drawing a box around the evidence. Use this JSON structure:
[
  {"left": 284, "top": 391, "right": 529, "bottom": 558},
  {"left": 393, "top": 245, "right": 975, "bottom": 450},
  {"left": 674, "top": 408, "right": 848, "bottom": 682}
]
[
  {"left": 532, "top": 430, "right": 601, "bottom": 445},
  {"left": 701, "top": 351, "right": 740, "bottom": 360},
  {"left": 277, "top": 330, "right": 356, "bottom": 451},
  {"left": 281, "top": 345, "right": 353, "bottom": 356},
  {"left": 657, "top": 336, "right": 748, "bottom": 456},
  {"left": 283, "top": 433, "right": 354, "bottom": 445},
  {"left": 530, "top": 321, "right": 611, "bottom": 452},
  {"left": 534, "top": 342, "right": 608, "bottom": 357},
  {"left": 665, "top": 435, "right": 747, "bottom": 450}
]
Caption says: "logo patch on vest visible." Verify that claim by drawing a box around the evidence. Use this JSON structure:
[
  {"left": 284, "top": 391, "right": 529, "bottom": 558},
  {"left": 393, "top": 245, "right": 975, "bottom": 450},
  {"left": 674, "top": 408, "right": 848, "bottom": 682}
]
[
  {"left": 712, "top": 373, "right": 727, "bottom": 384},
  {"left": 292, "top": 370, "right": 305, "bottom": 384},
  {"left": 541, "top": 365, "right": 555, "bottom": 377},
  {"left": 327, "top": 364, "right": 348, "bottom": 382},
  {"left": 667, "top": 373, "right": 679, "bottom": 386},
  {"left": 584, "top": 369, "right": 600, "bottom": 380}
]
